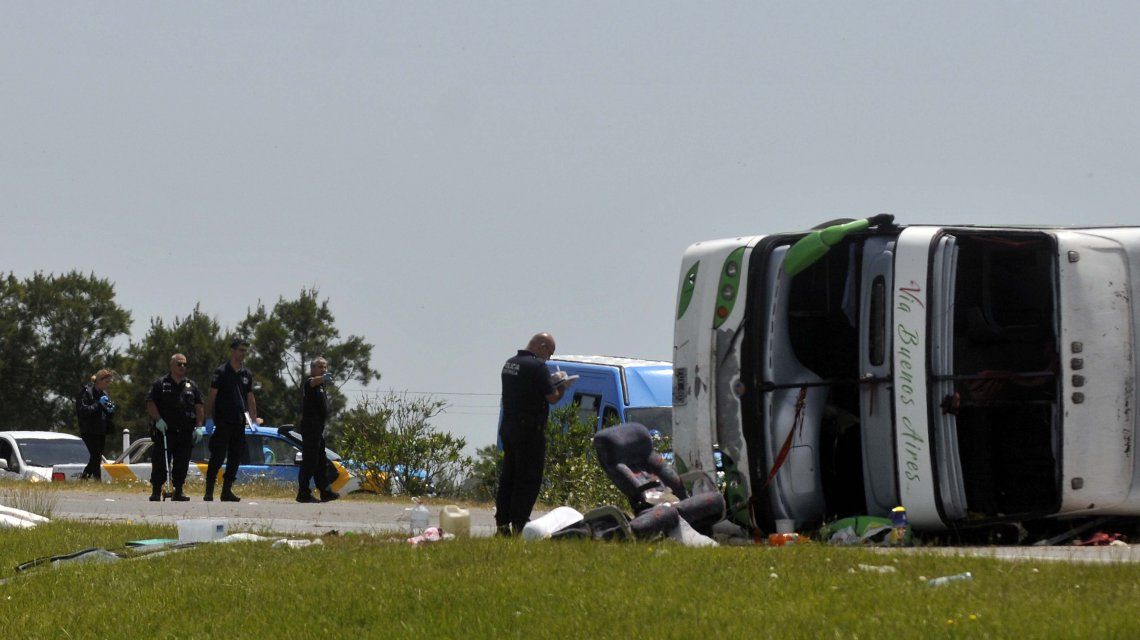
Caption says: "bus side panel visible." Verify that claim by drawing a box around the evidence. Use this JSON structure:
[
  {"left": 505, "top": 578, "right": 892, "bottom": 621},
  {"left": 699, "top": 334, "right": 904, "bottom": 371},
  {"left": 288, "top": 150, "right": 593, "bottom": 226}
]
[
  {"left": 892, "top": 227, "right": 944, "bottom": 529},
  {"left": 673, "top": 240, "right": 754, "bottom": 476},
  {"left": 1055, "top": 231, "right": 1135, "bottom": 513},
  {"left": 859, "top": 236, "right": 899, "bottom": 517}
]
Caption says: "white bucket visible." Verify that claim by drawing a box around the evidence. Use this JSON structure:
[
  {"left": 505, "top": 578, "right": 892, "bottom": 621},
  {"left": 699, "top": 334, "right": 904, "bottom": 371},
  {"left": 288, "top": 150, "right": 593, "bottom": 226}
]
[
  {"left": 177, "top": 518, "right": 228, "bottom": 543},
  {"left": 439, "top": 505, "right": 471, "bottom": 537}
]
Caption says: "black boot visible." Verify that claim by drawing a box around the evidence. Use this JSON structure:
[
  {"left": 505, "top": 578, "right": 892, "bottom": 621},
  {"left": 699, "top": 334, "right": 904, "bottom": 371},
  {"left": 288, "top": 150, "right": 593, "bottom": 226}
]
[
  {"left": 203, "top": 478, "right": 215, "bottom": 502},
  {"left": 149, "top": 486, "right": 162, "bottom": 502},
  {"left": 220, "top": 482, "right": 240, "bottom": 502},
  {"left": 296, "top": 491, "right": 318, "bottom": 503},
  {"left": 319, "top": 487, "right": 340, "bottom": 503},
  {"left": 172, "top": 487, "right": 190, "bottom": 502}
]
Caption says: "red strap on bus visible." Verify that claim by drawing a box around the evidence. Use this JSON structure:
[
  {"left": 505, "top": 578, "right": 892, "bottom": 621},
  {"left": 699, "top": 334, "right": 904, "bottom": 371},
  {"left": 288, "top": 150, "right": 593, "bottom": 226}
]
[{"left": 762, "top": 385, "right": 808, "bottom": 489}]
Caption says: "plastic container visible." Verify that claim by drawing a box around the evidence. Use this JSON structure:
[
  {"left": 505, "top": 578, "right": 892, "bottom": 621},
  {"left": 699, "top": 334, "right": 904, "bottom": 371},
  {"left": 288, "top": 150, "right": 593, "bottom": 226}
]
[
  {"left": 439, "top": 505, "right": 471, "bottom": 537},
  {"left": 775, "top": 518, "right": 796, "bottom": 534},
  {"left": 410, "top": 502, "right": 430, "bottom": 535},
  {"left": 768, "top": 532, "right": 801, "bottom": 546},
  {"left": 176, "top": 518, "right": 227, "bottom": 543},
  {"left": 889, "top": 506, "right": 909, "bottom": 546},
  {"left": 927, "top": 571, "right": 973, "bottom": 587}
]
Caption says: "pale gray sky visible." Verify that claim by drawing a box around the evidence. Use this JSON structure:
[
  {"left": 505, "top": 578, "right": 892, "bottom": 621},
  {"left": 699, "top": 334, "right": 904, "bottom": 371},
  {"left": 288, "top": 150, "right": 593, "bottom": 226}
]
[{"left": 4, "top": 2, "right": 1139, "bottom": 452}]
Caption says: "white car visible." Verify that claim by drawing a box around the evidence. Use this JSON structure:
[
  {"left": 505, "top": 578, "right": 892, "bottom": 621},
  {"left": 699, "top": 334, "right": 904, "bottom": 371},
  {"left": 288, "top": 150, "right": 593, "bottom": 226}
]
[{"left": 0, "top": 431, "right": 95, "bottom": 482}]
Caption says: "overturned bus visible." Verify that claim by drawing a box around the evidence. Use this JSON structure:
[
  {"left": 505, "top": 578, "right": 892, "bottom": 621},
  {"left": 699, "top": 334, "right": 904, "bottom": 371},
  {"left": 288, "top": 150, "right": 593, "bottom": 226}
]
[{"left": 671, "top": 215, "right": 1140, "bottom": 532}]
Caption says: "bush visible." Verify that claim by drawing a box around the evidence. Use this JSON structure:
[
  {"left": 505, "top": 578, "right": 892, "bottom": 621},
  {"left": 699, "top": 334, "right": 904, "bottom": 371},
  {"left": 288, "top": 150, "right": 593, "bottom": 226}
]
[
  {"left": 539, "top": 405, "right": 626, "bottom": 509},
  {"left": 337, "top": 392, "right": 471, "bottom": 497},
  {"left": 465, "top": 444, "right": 503, "bottom": 503},
  {"left": 469, "top": 405, "right": 630, "bottom": 510}
]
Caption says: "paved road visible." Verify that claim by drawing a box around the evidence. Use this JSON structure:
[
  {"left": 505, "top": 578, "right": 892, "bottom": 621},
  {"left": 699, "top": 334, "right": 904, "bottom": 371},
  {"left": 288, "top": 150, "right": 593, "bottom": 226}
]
[{"left": 48, "top": 490, "right": 502, "bottom": 537}]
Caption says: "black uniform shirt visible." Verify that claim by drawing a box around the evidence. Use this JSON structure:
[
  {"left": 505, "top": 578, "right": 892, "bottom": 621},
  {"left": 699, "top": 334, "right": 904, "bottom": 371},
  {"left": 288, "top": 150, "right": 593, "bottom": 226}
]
[
  {"left": 77, "top": 383, "right": 114, "bottom": 436},
  {"left": 148, "top": 375, "right": 203, "bottom": 431},
  {"left": 500, "top": 350, "right": 556, "bottom": 436},
  {"left": 300, "top": 380, "right": 330, "bottom": 430},
  {"left": 210, "top": 362, "right": 254, "bottom": 425}
]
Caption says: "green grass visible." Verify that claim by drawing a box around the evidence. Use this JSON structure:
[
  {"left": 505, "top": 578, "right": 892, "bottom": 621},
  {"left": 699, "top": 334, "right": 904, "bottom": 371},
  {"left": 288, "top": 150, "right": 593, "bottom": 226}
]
[{"left": 3, "top": 522, "right": 1140, "bottom": 638}]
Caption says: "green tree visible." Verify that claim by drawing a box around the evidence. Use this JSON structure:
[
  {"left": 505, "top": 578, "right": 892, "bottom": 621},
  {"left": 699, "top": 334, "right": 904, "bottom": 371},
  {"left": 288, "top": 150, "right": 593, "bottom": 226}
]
[
  {"left": 234, "top": 288, "right": 378, "bottom": 429},
  {"left": 338, "top": 392, "right": 471, "bottom": 497},
  {"left": 116, "top": 305, "right": 228, "bottom": 440},
  {"left": 0, "top": 274, "right": 54, "bottom": 431},
  {"left": 20, "top": 272, "right": 131, "bottom": 431}
]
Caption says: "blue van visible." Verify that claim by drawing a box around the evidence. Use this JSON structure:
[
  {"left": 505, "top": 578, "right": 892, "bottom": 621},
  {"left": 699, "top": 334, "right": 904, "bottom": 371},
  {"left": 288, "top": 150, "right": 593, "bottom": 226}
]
[{"left": 547, "top": 356, "right": 673, "bottom": 435}]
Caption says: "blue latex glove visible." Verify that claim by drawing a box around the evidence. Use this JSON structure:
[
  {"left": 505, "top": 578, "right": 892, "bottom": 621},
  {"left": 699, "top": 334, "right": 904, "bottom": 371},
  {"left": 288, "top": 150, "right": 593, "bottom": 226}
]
[
  {"left": 204, "top": 418, "right": 215, "bottom": 435},
  {"left": 322, "top": 372, "right": 333, "bottom": 385},
  {"left": 154, "top": 418, "right": 167, "bottom": 434},
  {"left": 99, "top": 396, "right": 115, "bottom": 414},
  {"left": 193, "top": 426, "right": 205, "bottom": 444}
]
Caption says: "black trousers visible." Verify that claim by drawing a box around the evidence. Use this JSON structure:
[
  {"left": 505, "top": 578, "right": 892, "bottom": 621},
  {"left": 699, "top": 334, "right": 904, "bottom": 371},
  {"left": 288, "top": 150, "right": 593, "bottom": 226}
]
[
  {"left": 495, "top": 430, "right": 546, "bottom": 534},
  {"left": 205, "top": 422, "right": 246, "bottom": 488},
  {"left": 80, "top": 433, "right": 105, "bottom": 479},
  {"left": 151, "top": 427, "right": 193, "bottom": 492},
  {"left": 298, "top": 425, "right": 328, "bottom": 493}
]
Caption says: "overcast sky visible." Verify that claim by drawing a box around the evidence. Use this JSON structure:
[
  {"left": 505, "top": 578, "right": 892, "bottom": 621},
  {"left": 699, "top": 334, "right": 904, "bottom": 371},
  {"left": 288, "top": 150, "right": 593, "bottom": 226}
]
[{"left": 4, "top": 2, "right": 1139, "bottom": 452}]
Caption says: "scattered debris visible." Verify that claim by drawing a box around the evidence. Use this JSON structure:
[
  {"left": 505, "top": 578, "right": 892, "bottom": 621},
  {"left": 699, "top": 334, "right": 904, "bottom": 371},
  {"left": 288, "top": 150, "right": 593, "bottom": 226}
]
[
  {"left": 857, "top": 564, "right": 897, "bottom": 574},
  {"left": 217, "top": 533, "right": 273, "bottom": 544},
  {"left": 927, "top": 571, "right": 973, "bottom": 587},
  {"left": 273, "top": 538, "right": 324, "bottom": 549},
  {"left": 1076, "top": 532, "right": 1127, "bottom": 547},
  {"left": 407, "top": 527, "right": 453, "bottom": 546}
]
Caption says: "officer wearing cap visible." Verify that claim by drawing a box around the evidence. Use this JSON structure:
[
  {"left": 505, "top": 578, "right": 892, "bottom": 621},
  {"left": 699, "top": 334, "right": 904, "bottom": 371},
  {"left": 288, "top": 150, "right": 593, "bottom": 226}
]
[
  {"left": 203, "top": 338, "right": 258, "bottom": 502},
  {"left": 146, "top": 353, "right": 204, "bottom": 501},
  {"left": 495, "top": 332, "right": 569, "bottom": 535}
]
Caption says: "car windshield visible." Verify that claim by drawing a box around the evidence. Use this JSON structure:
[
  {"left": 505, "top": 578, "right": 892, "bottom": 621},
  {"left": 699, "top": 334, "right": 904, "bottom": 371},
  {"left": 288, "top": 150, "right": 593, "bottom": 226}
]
[
  {"left": 624, "top": 407, "right": 673, "bottom": 437},
  {"left": 16, "top": 438, "right": 90, "bottom": 467}
]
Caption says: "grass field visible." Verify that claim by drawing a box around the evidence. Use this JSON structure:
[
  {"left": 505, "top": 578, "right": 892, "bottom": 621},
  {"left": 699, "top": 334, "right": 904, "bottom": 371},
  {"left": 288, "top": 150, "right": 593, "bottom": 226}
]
[{"left": 3, "top": 521, "right": 1139, "bottom": 639}]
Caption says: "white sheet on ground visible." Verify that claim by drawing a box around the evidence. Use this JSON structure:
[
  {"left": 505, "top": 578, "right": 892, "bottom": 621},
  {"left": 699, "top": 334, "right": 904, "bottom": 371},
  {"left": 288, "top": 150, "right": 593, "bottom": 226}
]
[
  {"left": 667, "top": 517, "right": 718, "bottom": 547},
  {"left": 1, "top": 514, "right": 38, "bottom": 529},
  {"left": 0, "top": 504, "right": 51, "bottom": 525},
  {"left": 522, "top": 506, "right": 584, "bottom": 540},
  {"left": 214, "top": 532, "right": 274, "bottom": 543}
]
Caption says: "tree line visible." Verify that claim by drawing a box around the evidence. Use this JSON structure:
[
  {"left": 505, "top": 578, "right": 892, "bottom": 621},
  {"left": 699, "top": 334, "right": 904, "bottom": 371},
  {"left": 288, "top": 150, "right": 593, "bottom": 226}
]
[{"left": 0, "top": 271, "right": 378, "bottom": 441}]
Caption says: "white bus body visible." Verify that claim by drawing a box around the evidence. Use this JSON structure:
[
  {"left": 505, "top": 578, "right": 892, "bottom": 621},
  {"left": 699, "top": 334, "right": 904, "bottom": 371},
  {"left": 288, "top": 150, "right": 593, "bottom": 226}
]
[{"left": 672, "top": 217, "right": 1140, "bottom": 532}]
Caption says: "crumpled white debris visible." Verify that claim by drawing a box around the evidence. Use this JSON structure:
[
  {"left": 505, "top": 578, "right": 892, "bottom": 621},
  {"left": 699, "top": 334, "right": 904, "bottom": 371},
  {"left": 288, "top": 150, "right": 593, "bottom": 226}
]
[
  {"left": 407, "top": 526, "right": 454, "bottom": 546},
  {"left": 273, "top": 538, "right": 325, "bottom": 549},
  {"left": 214, "top": 532, "right": 273, "bottom": 544},
  {"left": 667, "top": 516, "right": 718, "bottom": 547}
]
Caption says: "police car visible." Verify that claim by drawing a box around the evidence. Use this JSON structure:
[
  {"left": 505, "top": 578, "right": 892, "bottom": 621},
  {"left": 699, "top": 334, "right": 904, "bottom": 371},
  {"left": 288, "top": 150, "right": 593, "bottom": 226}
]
[{"left": 51, "top": 425, "right": 361, "bottom": 494}]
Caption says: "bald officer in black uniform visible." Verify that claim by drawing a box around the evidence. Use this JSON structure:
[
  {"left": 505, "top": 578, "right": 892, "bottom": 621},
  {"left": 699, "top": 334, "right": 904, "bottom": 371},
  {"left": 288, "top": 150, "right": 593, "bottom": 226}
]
[
  {"left": 297, "top": 356, "right": 339, "bottom": 503},
  {"left": 146, "top": 353, "right": 204, "bottom": 501},
  {"left": 495, "top": 332, "right": 569, "bottom": 535},
  {"left": 203, "top": 338, "right": 258, "bottom": 502}
]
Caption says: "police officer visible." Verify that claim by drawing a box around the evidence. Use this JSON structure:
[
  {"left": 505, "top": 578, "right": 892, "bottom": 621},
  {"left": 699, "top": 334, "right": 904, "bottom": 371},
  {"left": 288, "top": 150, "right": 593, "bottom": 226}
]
[
  {"left": 146, "top": 353, "right": 205, "bottom": 501},
  {"left": 76, "top": 369, "right": 116, "bottom": 480},
  {"left": 297, "top": 356, "right": 339, "bottom": 503},
  {"left": 495, "top": 332, "right": 569, "bottom": 535},
  {"left": 203, "top": 338, "right": 258, "bottom": 502}
]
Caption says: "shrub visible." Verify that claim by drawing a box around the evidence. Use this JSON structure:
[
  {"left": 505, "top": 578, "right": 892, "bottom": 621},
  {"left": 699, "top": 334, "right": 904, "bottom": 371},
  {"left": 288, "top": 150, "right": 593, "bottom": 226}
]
[
  {"left": 539, "top": 405, "right": 627, "bottom": 509},
  {"left": 338, "top": 392, "right": 471, "bottom": 497},
  {"left": 470, "top": 405, "right": 630, "bottom": 511},
  {"left": 465, "top": 444, "right": 503, "bottom": 503}
]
